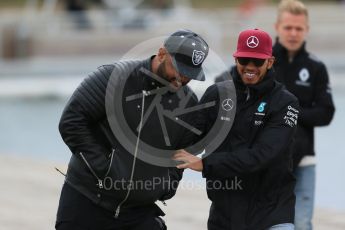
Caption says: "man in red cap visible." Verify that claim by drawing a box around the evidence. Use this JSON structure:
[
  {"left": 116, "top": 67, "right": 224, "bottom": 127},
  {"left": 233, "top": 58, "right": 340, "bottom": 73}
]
[{"left": 174, "top": 29, "right": 299, "bottom": 229}]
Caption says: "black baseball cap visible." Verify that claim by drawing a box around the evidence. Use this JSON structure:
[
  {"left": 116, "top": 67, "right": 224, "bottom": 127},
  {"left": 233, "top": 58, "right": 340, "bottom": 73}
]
[{"left": 164, "top": 29, "right": 209, "bottom": 81}]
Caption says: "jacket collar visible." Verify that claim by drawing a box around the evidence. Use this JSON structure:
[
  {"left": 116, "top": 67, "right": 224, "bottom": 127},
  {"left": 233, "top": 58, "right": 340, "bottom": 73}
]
[
  {"left": 230, "top": 66, "right": 276, "bottom": 98},
  {"left": 273, "top": 38, "right": 308, "bottom": 62}
]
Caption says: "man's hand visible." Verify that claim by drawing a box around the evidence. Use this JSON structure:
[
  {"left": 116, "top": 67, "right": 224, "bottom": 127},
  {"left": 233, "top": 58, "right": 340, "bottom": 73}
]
[{"left": 173, "top": 149, "right": 203, "bottom": 172}]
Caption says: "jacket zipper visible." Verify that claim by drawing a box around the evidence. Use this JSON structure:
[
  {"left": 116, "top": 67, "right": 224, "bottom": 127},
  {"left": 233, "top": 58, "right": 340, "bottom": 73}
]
[
  {"left": 79, "top": 149, "right": 115, "bottom": 189},
  {"left": 114, "top": 147, "right": 139, "bottom": 218},
  {"left": 114, "top": 153, "right": 138, "bottom": 218},
  {"left": 114, "top": 90, "right": 146, "bottom": 218},
  {"left": 245, "top": 86, "right": 250, "bottom": 101},
  {"left": 104, "top": 149, "right": 115, "bottom": 177}
]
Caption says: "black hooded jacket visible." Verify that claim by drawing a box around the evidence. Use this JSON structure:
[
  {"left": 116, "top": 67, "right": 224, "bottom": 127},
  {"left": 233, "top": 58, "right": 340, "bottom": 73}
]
[
  {"left": 198, "top": 67, "right": 299, "bottom": 230},
  {"left": 273, "top": 41, "right": 335, "bottom": 168}
]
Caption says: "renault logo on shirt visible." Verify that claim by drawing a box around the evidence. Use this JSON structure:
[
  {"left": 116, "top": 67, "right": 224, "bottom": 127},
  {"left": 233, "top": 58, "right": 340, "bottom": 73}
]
[
  {"left": 296, "top": 68, "right": 311, "bottom": 87},
  {"left": 299, "top": 68, "right": 310, "bottom": 82}
]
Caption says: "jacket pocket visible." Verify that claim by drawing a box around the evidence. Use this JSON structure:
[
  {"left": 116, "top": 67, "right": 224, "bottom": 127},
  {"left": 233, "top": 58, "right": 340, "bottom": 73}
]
[{"left": 79, "top": 148, "right": 115, "bottom": 189}]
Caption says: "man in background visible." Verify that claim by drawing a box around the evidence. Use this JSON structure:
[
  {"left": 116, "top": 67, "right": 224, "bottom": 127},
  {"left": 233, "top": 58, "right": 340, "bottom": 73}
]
[{"left": 273, "top": 1, "right": 335, "bottom": 229}]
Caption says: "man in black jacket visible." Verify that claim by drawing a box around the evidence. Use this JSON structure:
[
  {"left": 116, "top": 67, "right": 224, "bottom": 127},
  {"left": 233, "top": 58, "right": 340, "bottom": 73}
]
[
  {"left": 273, "top": 1, "right": 335, "bottom": 229},
  {"left": 174, "top": 29, "right": 299, "bottom": 230},
  {"left": 56, "top": 29, "right": 209, "bottom": 230}
]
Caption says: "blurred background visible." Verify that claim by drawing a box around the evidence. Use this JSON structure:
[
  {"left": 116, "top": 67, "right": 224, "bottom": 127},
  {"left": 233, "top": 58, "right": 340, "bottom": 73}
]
[{"left": 0, "top": 0, "right": 344, "bottom": 229}]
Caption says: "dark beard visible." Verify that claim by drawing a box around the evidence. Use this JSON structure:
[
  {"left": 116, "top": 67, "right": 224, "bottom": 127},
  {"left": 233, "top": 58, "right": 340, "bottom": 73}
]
[
  {"left": 157, "top": 62, "right": 182, "bottom": 92},
  {"left": 156, "top": 61, "right": 170, "bottom": 83}
]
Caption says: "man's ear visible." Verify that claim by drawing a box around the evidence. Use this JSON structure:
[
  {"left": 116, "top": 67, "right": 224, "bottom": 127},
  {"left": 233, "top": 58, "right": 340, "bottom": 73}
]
[
  {"left": 158, "top": 47, "right": 167, "bottom": 62},
  {"left": 267, "top": 57, "right": 275, "bottom": 69}
]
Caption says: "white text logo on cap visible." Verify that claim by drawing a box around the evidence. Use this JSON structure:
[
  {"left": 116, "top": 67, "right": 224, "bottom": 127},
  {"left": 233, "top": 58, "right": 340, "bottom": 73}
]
[
  {"left": 247, "top": 36, "right": 259, "bottom": 48},
  {"left": 192, "top": 50, "right": 205, "bottom": 65}
]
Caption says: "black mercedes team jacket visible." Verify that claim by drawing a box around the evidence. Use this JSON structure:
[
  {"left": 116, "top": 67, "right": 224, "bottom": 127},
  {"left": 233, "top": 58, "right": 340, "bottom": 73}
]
[
  {"left": 273, "top": 42, "right": 335, "bottom": 168},
  {"left": 198, "top": 67, "right": 299, "bottom": 230},
  {"left": 58, "top": 57, "right": 198, "bottom": 217}
]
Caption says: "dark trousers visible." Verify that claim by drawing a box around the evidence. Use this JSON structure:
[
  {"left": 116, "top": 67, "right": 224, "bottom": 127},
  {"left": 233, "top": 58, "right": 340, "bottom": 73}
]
[{"left": 56, "top": 183, "right": 166, "bottom": 230}]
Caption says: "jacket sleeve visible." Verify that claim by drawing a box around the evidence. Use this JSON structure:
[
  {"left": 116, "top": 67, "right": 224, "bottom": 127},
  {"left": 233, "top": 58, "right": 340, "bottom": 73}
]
[
  {"left": 160, "top": 88, "right": 199, "bottom": 201},
  {"left": 299, "top": 63, "right": 335, "bottom": 127},
  {"left": 175, "top": 88, "right": 200, "bottom": 148},
  {"left": 202, "top": 98, "right": 299, "bottom": 179},
  {"left": 194, "top": 84, "right": 220, "bottom": 140},
  {"left": 59, "top": 65, "right": 113, "bottom": 175},
  {"left": 159, "top": 167, "right": 184, "bottom": 201},
  {"left": 160, "top": 86, "right": 219, "bottom": 200}
]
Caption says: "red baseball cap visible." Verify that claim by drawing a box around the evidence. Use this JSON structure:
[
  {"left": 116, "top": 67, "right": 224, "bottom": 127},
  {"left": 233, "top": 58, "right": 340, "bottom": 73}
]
[{"left": 233, "top": 28, "right": 272, "bottom": 59}]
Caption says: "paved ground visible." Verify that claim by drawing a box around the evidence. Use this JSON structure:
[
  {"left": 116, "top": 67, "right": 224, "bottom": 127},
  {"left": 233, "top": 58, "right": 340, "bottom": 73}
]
[{"left": 1, "top": 154, "right": 345, "bottom": 230}]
